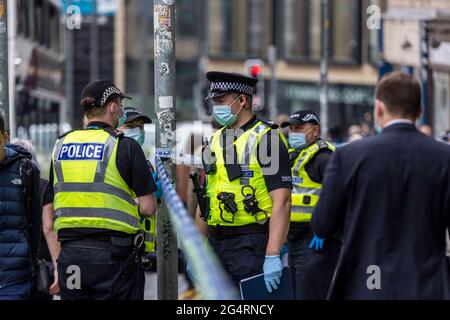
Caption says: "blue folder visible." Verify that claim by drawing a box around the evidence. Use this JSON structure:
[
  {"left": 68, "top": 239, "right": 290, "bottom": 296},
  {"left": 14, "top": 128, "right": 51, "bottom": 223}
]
[{"left": 239, "top": 267, "right": 294, "bottom": 300}]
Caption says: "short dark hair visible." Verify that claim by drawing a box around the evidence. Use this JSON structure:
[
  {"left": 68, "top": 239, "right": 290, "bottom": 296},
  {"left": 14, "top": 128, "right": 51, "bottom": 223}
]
[
  {"left": 0, "top": 113, "right": 4, "bottom": 133},
  {"left": 81, "top": 94, "right": 121, "bottom": 118},
  {"left": 375, "top": 72, "right": 422, "bottom": 119}
]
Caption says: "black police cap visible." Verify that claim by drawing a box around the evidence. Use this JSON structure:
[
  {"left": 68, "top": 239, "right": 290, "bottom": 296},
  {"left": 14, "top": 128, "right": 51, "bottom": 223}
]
[
  {"left": 123, "top": 107, "right": 152, "bottom": 124},
  {"left": 205, "top": 71, "right": 259, "bottom": 100},
  {"left": 281, "top": 110, "right": 320, "bottom": 128},
  {"left": 81, "top": 80, "right": 131, "bottom": 109}
]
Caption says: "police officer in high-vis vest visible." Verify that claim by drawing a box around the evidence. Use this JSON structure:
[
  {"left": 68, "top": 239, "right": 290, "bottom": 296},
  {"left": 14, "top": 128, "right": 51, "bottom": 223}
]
[
  {"left": 281, "top": 110, "right": 341, "bottom": 300},
  {"left": 195, "top": 72, "right": 292, "bottom": 293},
  {"left": 119, "top": 107, "right": 160, "bottom": 256},
  {"left": 46, "top": 80, "right": 157, "bottom": 300}
]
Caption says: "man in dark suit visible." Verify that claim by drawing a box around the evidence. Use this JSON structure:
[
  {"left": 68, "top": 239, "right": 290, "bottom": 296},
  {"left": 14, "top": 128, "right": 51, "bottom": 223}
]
[{"left": 312, "top": 72, "right": 450, "bottom": 299}]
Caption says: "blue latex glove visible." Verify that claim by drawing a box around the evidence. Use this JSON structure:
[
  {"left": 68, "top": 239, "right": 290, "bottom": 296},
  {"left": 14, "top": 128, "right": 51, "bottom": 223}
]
[
  {"left": 151, "top": 171, "right": 163, "bottom": 201},
  {"left": 309, "top": 233, "right": 325, "bottom": 251},
  {"left": 263, "top": 255, "right": 283, "bottom": 293}
]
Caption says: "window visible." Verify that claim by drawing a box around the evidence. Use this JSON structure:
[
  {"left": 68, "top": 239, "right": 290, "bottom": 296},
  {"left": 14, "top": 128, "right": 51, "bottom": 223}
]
[
  {"left": 282, "top": 0, "right": 361, "bottom": 64},
  {"left": 48, "top": 4, "right": 61, "bottom": 53},
  {"left": 331, "top": 0, "right": 360, "bottom": 63},
  {"left": 208, "top": 0, "right": 271, "bottom": 58},
  {"left": 17, "top": 0, "right": 30, "bottom": 38},
  {"left": 35, "top": 0, "right": 44, "bottom": 46}
]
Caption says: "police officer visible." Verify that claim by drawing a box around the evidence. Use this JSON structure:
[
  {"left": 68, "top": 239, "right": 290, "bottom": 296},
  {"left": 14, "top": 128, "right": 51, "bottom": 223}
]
[
  {"left": 46, "top": 80, "right": 157, "bottom": 300},
  {"left": 280, "top": 110, "right": 340, "bottom": 299},
  {"left": 119, "top": 107, "right": 161, "bottom": 258},
  {"left": 196, "top": 72, "right": 292, "bottom": 293}
]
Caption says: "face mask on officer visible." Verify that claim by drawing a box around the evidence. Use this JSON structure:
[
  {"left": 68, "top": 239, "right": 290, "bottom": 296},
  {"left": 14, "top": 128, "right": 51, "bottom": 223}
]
[
  {"left": 212, "top": 95, "right": 245, "bottom": 127},
  {"left": 289, "top": 127, "right": 315, "bottom": 150},
  {"left": 124, "top": 127, "right": 145, "bottom": 146},
  {"left": 111, "top": 102, "right": 126, "bottom": 129}
]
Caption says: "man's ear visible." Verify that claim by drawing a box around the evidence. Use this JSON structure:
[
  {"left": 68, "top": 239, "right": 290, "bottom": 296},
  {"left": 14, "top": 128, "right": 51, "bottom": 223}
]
[
  {"left": 374, "top": 99, "right": 385, "bottom": 119},
  {"left": 239, "top": 95, "right": 246, "bottom": 108},
  {"left": 314, "top": 125, "right": 321, "bottom": 139},
  {"left": 241, "top": 95, "right": 252, "bottom": 110},
  {"left": 107, "top": 101, "right": 116, "bottom": 114}
]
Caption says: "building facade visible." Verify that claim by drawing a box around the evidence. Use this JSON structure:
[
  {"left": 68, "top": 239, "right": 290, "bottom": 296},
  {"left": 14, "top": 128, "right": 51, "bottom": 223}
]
[
  {"left": 204, "top": 0, "right": 386, "bottom": 137},
  {"left": 382, "top": 0, "right": 450, "bottom": 137},
  {"left": 14, "top": 0, "right": 65, "bottom": 156}
]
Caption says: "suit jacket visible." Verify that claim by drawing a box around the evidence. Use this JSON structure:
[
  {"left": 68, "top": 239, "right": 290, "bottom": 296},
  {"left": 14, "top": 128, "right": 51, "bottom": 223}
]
[{"left": 312, "top": 123, "right": 450, "bottom": 299}]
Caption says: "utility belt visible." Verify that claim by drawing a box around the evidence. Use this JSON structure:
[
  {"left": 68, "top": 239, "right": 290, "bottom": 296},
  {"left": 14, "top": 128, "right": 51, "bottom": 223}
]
[
  {"left": 208, "top": 222, "right": 269, "bottom": 239},
  {"left": 61, "top": 233, "right": 146, "bottom": 263}
]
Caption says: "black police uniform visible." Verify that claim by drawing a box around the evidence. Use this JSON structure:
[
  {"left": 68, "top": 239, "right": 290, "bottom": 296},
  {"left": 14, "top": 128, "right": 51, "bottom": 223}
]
[
  {"left": 45, "top": 123, "right": 156, "bottom": 300},
  {"left": 203, "top": 72, "right": 292, "bottom": 287},
  {"left": 45, "top": 81, "right": 156, "bottom": 300},
  {"left": 282, "top": 111, "right": 341, "bottom": 299}
]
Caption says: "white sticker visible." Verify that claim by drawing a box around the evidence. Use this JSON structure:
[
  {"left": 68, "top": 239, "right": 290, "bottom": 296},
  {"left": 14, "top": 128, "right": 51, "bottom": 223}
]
[
  {"left": 162, "top": 0, "right": 175, "bottom": 5},
  {"left": 159, "top": 96, "right": 173, "bottom": 109},
  {"left": 156, "top": 109, "right": 175, "bottom": 126}
]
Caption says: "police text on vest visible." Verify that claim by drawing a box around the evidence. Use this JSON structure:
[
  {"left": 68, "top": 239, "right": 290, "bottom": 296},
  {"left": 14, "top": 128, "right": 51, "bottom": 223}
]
[{"left": 58, "top": 143, "right": 105, "bottom": 161}]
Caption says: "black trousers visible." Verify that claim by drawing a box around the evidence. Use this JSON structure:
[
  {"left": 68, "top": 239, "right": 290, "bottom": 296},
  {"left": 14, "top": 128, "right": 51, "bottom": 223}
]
[
  {"left": 288, "top": 224, "right": 341, "bottom": 300},
  {"left": 57, "top": 245, "right": 145, "bottom": 300},
  {"left": 208, "top": 232, "right": 268, "bottom": 289}
]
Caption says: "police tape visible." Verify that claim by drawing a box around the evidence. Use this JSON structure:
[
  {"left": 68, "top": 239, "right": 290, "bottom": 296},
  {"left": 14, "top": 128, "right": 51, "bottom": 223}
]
[
  {"left": 156, "top": 148, "right": 203, "bottom": 169},
  {"left": 155, "top": 157, "right": 239, "bottom": 300}
]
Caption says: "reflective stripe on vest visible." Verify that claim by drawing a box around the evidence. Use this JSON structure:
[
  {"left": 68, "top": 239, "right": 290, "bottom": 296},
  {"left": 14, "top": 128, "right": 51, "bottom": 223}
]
[
  {"left": 54, "top": 182, "right": 136, "bottom": 205},
  {"left": 53, "top": 129, "right": 140, "bottom": 234},
  {"left": 54, "top": 208, "right": 140, "bottom": 229},
  {"left": 290, "top": 140, "right": 335, "bottom": 223}
]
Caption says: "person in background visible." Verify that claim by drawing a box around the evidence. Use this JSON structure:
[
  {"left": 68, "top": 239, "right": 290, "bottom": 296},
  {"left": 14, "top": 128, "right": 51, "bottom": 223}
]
[
  {"left": 0, "top": 115, "right": 42, "bottom": 300},
  {"left": 46, "top": 80, "right": 157, "bottom": 300},
  {"left": 275, "top": 114, "right": 290, "bottom": 140},
  {"left": 11, "top": 139, "right": 59, "bottom": 300},
  {"left": 312, "top": 72, "right": 450, "bottom": 299},
  {"left": 195, "top": 71, "right": 292, "bottom": 293},
  {"left": 347, "top": 125, "right": 363, "bottom": 143},
  {"left": 281, "top": 110, "right": 340, "bottom": 299}
]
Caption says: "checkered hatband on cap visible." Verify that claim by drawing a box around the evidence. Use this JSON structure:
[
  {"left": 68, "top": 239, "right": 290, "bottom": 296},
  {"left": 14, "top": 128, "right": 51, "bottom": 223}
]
[
  {"left": 101, "top": 86, "right": 122, "bottom": 106},
  {"left": 210, "top": 81, "right": 255, "bottom": 96}
]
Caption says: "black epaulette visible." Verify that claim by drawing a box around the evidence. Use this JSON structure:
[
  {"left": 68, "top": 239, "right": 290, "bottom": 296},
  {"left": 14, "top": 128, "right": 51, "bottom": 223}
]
[
  {"left": 103, "top": 126, "right": 125, "bottom": 138},
  {"left": 57, "top": 129, "right": 76, "bottom": 139},
  {"left": 317, "top": 140, "right": 329, "bottom": 149},
  {"left": 289, "top": 150, "right": 300, "bottom": 161},
  {"left": 259, "top": 119, "right": 279, "bottom": 129}
]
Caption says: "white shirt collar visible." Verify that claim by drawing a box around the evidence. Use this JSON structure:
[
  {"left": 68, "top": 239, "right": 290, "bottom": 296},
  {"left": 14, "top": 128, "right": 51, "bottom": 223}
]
[{"left": 384, "top": 119, "right": 414, "bottom": 129}]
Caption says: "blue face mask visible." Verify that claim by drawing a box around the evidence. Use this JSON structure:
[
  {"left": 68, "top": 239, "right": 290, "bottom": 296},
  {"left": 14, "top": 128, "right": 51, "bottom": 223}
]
[
  {"left": 113, "top": 105, "right": 127, "bottom": 128},
  {"left": 212, "top": 96, "right": 243, "bottom": 127},
  {"left": 124, "top": 127, "right": 145, "bottom": 146},
  {"left": 288, "top": 132, "right": 308, "bottom": 150}
]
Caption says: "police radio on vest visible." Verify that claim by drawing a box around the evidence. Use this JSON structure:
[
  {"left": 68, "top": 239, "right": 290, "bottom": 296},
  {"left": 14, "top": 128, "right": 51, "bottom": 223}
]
[{"left": 58, "top": 143, "right": 105, "bottom": 161}]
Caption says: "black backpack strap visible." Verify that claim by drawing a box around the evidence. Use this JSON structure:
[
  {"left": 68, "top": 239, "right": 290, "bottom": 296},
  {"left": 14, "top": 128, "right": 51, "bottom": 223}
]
[{"left": 20, "top": 158, "right": 35, "bottom": 230}]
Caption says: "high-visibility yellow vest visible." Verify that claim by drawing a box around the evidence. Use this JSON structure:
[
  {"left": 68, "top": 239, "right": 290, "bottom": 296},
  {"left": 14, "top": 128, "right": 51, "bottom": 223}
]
[
  {"left": 52, "top": 129, "right": 141, "bottom": 234},
  {"left": 140, "top": 217, "right": 156, "bottom": 252},
  {"left": 290, "top": 140, "right": 335, "bottom": 223},
  {"left": 206, "top": 121, "right": 288, "bottom": 226}
]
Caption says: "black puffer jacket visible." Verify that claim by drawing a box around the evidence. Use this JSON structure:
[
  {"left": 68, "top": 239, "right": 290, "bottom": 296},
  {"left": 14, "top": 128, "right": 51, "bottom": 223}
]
[{"left": 0, "top": 144, "right": 41, "bottom": 289}]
